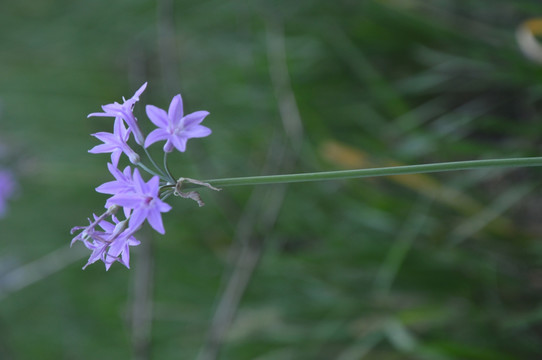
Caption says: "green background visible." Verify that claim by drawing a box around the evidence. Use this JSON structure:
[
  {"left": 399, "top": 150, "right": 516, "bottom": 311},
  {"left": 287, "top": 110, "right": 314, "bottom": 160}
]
[{"left": 1, "top": 0, "right": 542, "bottom": 359}]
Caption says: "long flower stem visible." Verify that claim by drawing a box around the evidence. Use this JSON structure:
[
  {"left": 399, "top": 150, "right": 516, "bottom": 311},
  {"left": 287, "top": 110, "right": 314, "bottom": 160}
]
[
  {"left": 185, "top": 157, "right": 542, "bottom": 189},
  {"left": 136, "top": 162, "right": 164, "bottom": 179},
  {"left": 144, "top": 148, "right": 168, "bottom": 179},
  {"left": 163, "top": 152, "right": 176, "bottom": 184}
]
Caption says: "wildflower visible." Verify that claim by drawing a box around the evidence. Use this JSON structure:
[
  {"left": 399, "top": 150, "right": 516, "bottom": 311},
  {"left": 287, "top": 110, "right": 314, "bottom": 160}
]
[
  {"left": 89, "top": 117, "right": 140, "bottom": 166},
  {"left": 96, "top": 163, "right": 136, "bottom": 198},
  {"left": 88, "top": 82, "right": 147, "bottom": 145},
  {"left": 75, "top": 214, "right": 140, "bottom": 270},
  {"left": 70, "top": 205, "right": 119, "bottom": 246},
  {"left": 144, "top": 93, "right": 211, "bottom": 153},
  {"left": 107, "top": 168, "right": 171, "bottom": 234}
]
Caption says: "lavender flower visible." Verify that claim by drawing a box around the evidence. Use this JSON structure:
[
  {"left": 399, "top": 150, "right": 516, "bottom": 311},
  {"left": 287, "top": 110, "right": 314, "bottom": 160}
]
[
  {"left": 88, "top": 82, "right": 147, "bottom": 145},
  {"left": 70, "top": 205, "right": 119, "bottom": 245},
  {"left": 144, "top": 93, "right": 211, "bottom": 153},
  {"left": 74, "top": 214, "right": 140, "bottom": 270},
  {"left": 107, "top": 168, "right": 172, "bottom": 234},
  {"left": 96, "top": 163, "right": 136, "bottom": 197},
  {"left": 89, "top": 117, "right": 140, "bottom": 166},
  {"left": 0, "top": 169, "right": 16, "bottom": 218}
]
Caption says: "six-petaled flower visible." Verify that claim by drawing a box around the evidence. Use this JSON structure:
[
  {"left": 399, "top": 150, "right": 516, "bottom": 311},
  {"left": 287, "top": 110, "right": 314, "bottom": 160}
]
[
  {"left": 107, "top": 168, "right": 172, "bottom": 234},
  {"left": 88, "top": 82, "right": 147, "bottom": 145},
  {"left": 89, "top": 117, "right": 140, "bottom": 166},
  {"left": 144, "top": 93, "right": 211, "bottom": 153}
]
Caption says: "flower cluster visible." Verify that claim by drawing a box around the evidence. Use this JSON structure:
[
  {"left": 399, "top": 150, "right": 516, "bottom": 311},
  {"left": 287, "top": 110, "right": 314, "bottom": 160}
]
[{"left": 71, "top": 83, "right": 214, "bottom": 270}]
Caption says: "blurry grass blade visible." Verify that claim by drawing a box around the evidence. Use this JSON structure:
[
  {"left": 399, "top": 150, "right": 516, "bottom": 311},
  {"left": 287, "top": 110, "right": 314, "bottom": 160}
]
[
  {"left": 384, "top": 318, "right": 418, "bottom": 352},
  {"left": 326, "top": 26, "right": 410, "bottom": 118},
  {"left": 321, "top": 140, "right": 522, "bottom": 237},
  {"left": 374, "top": 197, "right": 432, "bottom": 296},
  {"left": 516, "top": 18, "right": 542, "bottom": 64},
  {"left": 0, "top": 246, "right": 87, "bottom": 300},
  {"left": 321, "top": 140, "right": 480, "bottom": 213},
  {"left": 336, "top": 332, "right": 383, "bottom": 360},
  {"left": 448, "top": 184, "right": 536, "bottom": 246}
]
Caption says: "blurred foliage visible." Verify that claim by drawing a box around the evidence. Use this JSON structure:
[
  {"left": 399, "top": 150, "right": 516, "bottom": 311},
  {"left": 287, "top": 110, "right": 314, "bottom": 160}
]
[{"left": 1, "top": 0, "right": 542, "bottom": 359}]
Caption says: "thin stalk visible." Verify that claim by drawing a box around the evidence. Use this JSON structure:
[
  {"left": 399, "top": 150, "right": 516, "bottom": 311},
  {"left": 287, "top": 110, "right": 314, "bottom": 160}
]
[
  {"left": 186, "top": 157, "right": 542, "bottom": 189},
  {"left": 144, "top": 148, "right": 167, "bottom": 179},
  {"left": 163, "top": 152, "right": 176, "bottom": 183},
  {"left": 136, "top": 162, "right": 165, "bottom": 180}
]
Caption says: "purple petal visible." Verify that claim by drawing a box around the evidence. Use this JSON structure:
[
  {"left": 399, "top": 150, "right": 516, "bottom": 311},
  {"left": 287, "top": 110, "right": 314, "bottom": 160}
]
[
  {"left": 133, "top": 82, "right": 147, "bottom": 101},
  {"left": 111, "top": 151, "right": 122, "bottom": 167},
  {"left": 96, "top": 181, "right": 130, "bottom": 195},
  {"left": 102, "top": 103, "right": 123, "bottom": 114},
  {"left": 163, "top": 140, "right": 174, "bottom": 153},
  {"left": 144, "top": 128, "right": 170, "bottom": 148},
  {"left": 108, "top": 194, "right": 143, "bottom": 208},
  {"left": 97, "top": 218, "right": 115, "bottom": 233},
  {"left": 184, "top": 125, "right": 212, "bottom": 139},
  {"left": 107, "top": 237, "right": 126, "bottom": 258},
  {"left": 157, "top": 200, "right": 172, "bottom": 213},
  {"left": 168, "top": 95, "right": 184, "bottom": 126},
  {"left": 88, "top": 112, "right": 113, "bottom": 118},
  {"left": 171, "top": 136, "right": 187, "bottom": 152},
  {"left": 89, "top": 143, "right": 117, "bottom": 154},
  {"left": 146, "top": 105, "right": 169, "bottom": 128},
  {"left": 113, "top": 117, "right": 129, "bottom": 139},
  {"left": 91, "top": 132, "right": 119, "bottom": 144},
  {"left": 132, "top": 168, "right": 145, "bottom": 194},
  {"left": 182, "top": 111, "right": 209, "bottom": 128},
  {"left": 146, "top": 209, "right": 165, "bottom": 234},
  {"left": 129, "top": 208, "right": 147, "bottom": 231},
  {"left": 146, "top": 176, "right": 160, "bottom": 197}
]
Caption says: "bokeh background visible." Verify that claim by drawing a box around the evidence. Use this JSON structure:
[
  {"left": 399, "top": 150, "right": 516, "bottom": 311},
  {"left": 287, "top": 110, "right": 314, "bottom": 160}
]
[{"left": 1, "top": 0, "right": 542, "bottom": 359}]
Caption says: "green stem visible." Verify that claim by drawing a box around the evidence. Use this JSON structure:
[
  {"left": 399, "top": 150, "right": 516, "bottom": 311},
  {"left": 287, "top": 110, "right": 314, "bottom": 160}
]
[
  {"left": 163, "top": 152, "right": 176, "bottom": 183},
  {"left": 144, "top": 147, "right": 167, "bottom": 179},
  {"left": 188, "top": 157, "right": 542, "bottom": 189},
  {"left": 136, "top": 162, "right": 164, "bottom": 179}
]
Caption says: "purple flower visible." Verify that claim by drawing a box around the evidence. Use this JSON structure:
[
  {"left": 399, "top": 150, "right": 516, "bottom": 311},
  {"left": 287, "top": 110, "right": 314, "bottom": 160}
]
[
  {"left": 96, "top": 164, "right": 137, "bottom": 218},
  {"left": 88, "top": 82, "right": 147, "bottom": 145},
  {"left": 70, "top": 205, "right": 119, "bottom": 246},
  {"left": 0, "top": 169, "right": 17, "bottom": 218},
  {"left": 96, "top": 163, "right": 136, "bottom": 197},
  {"left": 75, "top": 215, "right": 140, "bottom": 270},
  {"left": 107, "top": 168, "right": 172, "bottom": 234},
  {"left": 144, "top": 93, "right": 211, "bottom": 153},
  {"left": 89, "top": 118, "right": 140, "bottom": 166}
]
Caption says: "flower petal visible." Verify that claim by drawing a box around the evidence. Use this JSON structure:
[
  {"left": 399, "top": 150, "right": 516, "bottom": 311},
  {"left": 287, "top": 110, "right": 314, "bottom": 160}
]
[
  {"left": 89, "top": 143, "right": 117, "bottom": 154},
  {"left": 146, "top": 105, "right": 169, "bottom": 128},
  {"left": 184, "top": 125, "right": 212, "bottom": 139},
  {"left": 171, "top": 136, "right": 187, "bottom": 152},
  {"left": 111, "top": 150, "right": 122, "bottom": 167},
  {"left": 144, "top": 128, "right": 170, "bottom": 148},
  {"left": 133, "top": 82, "right": 147, "bottom": 101},
  {"left": 182, "top": 111, "right": 209, "bottom": 128},
  {"left": 129, "top": 208, "right": 147, "bottom": 231},
  {"left": 168, "top": 94, "right": 184, "bottom": 126},
  {"left": 108, "top": 194, "right": 143, "bottom": 208},
  {"left": 146, "top": 208, "right": 166, "bottom": 234}
]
